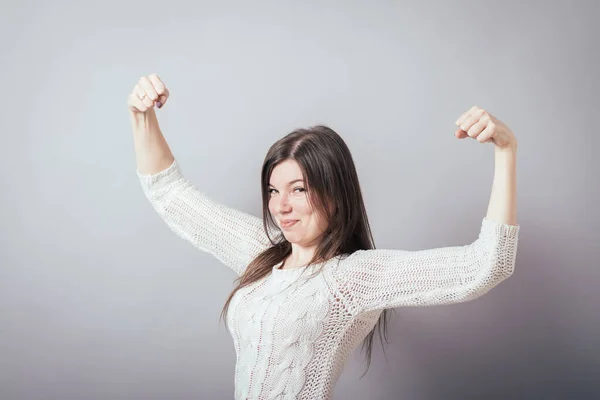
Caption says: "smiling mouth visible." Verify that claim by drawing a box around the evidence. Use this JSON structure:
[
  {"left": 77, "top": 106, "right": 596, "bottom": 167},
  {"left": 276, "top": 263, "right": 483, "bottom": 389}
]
[{"left": 280, "top": 220, "right": 298, "bottom": 229}]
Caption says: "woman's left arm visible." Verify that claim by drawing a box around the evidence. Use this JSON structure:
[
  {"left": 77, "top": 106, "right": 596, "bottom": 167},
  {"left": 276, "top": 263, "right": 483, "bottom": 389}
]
[
  {"left": 455, "top": 105, "right": 518, "bottom": 225},
  {"left": 453, "top": 105, "right": 519, "bottom": 226},
  {"left": 329, "top": 106, "right": 520, "bottom": 315},
  {"left": 485, "top": 145, "right": 517, "bottom": 225}
]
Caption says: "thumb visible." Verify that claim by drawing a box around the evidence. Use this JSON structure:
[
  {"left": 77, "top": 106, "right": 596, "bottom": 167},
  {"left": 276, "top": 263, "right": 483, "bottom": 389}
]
[
  {"left": 455, "top": 128, "right": 468, "bottom": 139},
  {"left": 156, "top": 87, "right": 170, "bottom": 109}
]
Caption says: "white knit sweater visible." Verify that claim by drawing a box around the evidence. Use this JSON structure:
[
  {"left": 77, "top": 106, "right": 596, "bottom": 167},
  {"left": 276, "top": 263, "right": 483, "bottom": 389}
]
[{"left": 137, "top": 159, "right": 520, "bottom": 400}]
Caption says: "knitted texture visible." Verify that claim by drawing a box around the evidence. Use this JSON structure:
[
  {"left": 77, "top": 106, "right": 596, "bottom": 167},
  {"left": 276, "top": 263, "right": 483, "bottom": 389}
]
[{"left": 137, "top": 159, "right": 520, "bottom": 400}]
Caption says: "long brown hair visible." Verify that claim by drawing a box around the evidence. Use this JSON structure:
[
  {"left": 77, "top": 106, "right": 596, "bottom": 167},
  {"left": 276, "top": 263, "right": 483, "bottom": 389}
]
[{"left": 219, "top": 125, "right": 393, "bottom": 377}]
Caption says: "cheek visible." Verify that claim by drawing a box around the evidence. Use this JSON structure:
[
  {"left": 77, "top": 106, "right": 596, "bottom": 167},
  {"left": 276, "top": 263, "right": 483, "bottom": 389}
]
[
  {"left": 304, "top": 209, "right": 325, "bottom": 231},
  {"left": 268, "top": 200, "right": 279, "bottom": 222},
  {"left": 268, "top": 199, "right": 274, "bottom": 214},
  {"left": 294, "top": 201, "right": 313, "bottom": 217},
  {"left": 315, "top": 212, "right": 328, "bottom": 231},
  {"left": 311, "top": 207, "right": 329, "bottom": 232}
]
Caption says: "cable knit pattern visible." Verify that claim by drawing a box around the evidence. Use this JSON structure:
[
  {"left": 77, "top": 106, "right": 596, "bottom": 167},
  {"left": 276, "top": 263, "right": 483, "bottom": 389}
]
[{"left": 137, "top": 159, "right": 520, "bottom": 400}]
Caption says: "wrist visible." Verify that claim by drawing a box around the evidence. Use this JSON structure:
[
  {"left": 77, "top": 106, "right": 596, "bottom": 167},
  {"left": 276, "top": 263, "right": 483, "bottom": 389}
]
[
  {"left": 495, "top": 141, "right": 518, "bottom": 154},
  {"left": 130, "top": 109, "right": 157, "bottom": 130}
]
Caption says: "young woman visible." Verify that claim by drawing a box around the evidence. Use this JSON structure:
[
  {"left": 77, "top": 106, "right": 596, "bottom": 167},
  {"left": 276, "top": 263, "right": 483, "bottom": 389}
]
[{"left": 128, "top": 74, "right": 519, "bottom": 399}]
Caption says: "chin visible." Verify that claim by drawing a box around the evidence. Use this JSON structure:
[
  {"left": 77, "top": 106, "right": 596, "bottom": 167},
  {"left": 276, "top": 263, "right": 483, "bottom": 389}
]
[
  {"left": 282, "top": 231, "right": 309, "bottom": 244},
  {"left": 282, "top": 233, "right": 299, "bottom": 243}
]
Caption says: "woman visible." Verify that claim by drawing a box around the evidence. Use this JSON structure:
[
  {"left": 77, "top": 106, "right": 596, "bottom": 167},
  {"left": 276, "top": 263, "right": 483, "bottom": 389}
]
[{"left": 128, "top": 74, "right": 519, "bottom": 399}]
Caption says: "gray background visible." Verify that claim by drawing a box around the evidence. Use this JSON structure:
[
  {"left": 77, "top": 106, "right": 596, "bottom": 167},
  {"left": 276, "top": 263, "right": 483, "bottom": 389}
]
[{"left": 1, "top": 0, "right": 598, "bottom": 399}]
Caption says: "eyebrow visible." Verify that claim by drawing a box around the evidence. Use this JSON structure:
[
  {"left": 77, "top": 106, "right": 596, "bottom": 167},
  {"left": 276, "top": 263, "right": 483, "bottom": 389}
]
[{"left": 268, "top": 179, "right": 304, "bottom": 187}]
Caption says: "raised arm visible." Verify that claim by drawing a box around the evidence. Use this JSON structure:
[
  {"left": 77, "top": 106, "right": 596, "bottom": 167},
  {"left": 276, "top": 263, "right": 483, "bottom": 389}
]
[
  {"left": 330, "top": 218, "right": 519, "bottom": 315},
  {"left": 128, "top": 74, "right": 175, "bottom": 176},
  {"left": 330, "top": 106, "right": 520, "bottom": 315},
  {"left": 137, "top": 161, "right": 278, "bottom": 276},
  {"left": 456, "top": 105, "right": 518, "bottom": 226},
  {"left": 129, "top": 74, "right": 277, "bottom": 276}
]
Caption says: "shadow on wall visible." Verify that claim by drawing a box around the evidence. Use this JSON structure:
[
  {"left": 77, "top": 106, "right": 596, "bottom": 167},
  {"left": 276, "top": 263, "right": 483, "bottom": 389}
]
[{"left": 378, "top": 216, "right": 598, "bottom": 399}]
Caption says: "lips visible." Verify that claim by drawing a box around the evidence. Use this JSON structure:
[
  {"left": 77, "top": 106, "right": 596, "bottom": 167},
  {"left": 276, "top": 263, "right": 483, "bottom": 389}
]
[{"left": 280, "top": 220, "right": 298, "bottom": 229}]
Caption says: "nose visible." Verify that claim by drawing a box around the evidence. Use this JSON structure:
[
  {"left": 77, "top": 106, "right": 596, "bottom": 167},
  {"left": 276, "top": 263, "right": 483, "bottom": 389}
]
[{"left": 276, "top": 192, "right": 292, "bottom": 213}]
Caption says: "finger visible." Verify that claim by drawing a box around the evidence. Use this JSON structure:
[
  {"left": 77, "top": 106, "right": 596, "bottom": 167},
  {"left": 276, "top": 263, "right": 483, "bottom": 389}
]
[
  {"left": 464, "top": 107, "right": 488, "bottom": 130},
  {"left": 455, "top": 106, "right": 475, "bottom": 126},
  {"left": 455, "top": 110, "right": 470, "bottom": 127},
  {"left": 477, "top": 125, "right": 494, "bottom": 143},
  {"left": 133, "top": 84, "right": 153, "bottom": 108},
  {"left": 157, "top": 87, "right": 169, "bottom": 109},
  {"left": 139, "top": 77, "right": 159, "bottom": 106},
  {"left": 147, "top": 74, "right": 166, "bottom": 97},
  {"left": 139, "top": 76, "right": 159, "bottom": 100},
  {"left": 455, "top": 105, "right": 482, "bottom": 127},
  {"left": 136, "top": 87, "right": 156, "bottom": 108},
  {"left": 134, "top": 84, "right": 145, "bottom": 98},
  {"left": 128, "top": 93, "right": 148, "bottom": 113},
  {"left": 455, "top": 128, "right": 468, "bottom": 139},
  {"left": 467, "top": 119, "right": 486, "bottom": 139},
  {"left": 148, "top": 74, "right": 168, "bottom": 108},
  {"left": 459, "top": 115, "right": 480, "bottom": 134}
]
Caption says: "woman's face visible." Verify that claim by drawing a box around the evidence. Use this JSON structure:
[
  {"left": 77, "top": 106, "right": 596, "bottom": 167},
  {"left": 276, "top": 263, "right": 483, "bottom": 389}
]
[{"left": 268, "top": 159, "right": 329, "bottom": 246}]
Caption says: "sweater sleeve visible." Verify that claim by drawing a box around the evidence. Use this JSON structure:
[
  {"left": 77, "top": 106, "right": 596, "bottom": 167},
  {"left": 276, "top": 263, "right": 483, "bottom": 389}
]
[
  {"left": 330, "top": 218, "right": 519, "bottom": 314},
  {"left": 137, "top": 159, "right": 279, "bottom": 276}
]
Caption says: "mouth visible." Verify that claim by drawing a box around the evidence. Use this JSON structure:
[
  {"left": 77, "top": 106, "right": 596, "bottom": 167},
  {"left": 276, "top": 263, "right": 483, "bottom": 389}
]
[{"left": 280, "top": 220, "right": 299, "bottom": 229}]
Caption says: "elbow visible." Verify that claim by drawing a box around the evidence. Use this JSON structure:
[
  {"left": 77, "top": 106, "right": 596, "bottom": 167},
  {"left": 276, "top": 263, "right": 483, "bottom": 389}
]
[
  {"left": 458, "top": 257, "right": 515, "bottom": 303},
  {"left": 454, "top": 235, "right": 519, "bottom": 303},
  {"left": 145, "top": 176, "right": 189, "bottom": 209},
  {"left": 473, "top": 234, "right": 519, "bottom": 289},
  {"left": 138, "top": 160, "right": 185, "bottom": 203},
  {"left": 489, "top": 240, "right": 518, "bottom": 282},
  {"left": 475, "top": 218, "right": 520, "bottom": 284}
]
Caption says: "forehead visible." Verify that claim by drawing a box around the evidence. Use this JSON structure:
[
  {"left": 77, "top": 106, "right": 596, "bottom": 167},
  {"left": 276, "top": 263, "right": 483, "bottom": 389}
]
[{"left": 269, "top": 160, "right": 304, "bottom": 183}]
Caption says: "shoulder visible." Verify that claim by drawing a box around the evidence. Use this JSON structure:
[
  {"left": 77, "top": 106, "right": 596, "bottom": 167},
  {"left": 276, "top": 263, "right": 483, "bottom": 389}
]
[{"left": 330, "top": 249, "right": 409, "bottom": 267}]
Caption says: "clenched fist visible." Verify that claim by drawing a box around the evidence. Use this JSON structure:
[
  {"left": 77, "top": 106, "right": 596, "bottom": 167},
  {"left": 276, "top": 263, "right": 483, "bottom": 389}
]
[
  {"left": 127, "top": 74, "right": 170, "bottom": 114},
  {"left": 454, "top": 106, "right": 517, "bottom": 150}
]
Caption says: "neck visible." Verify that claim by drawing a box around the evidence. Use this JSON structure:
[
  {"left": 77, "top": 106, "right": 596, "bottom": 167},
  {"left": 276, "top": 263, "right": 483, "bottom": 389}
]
[{"left": 282, "top": 242, "right": 319, "bottom": 269}]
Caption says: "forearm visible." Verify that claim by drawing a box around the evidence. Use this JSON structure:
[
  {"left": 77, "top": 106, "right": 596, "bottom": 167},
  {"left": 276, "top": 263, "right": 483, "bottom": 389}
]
[
  {"left": 130, "top": 109, "right": 174, "bottom": 175},
  {"left": 486, "top": 144, "right": 518, "bottom": 225}
]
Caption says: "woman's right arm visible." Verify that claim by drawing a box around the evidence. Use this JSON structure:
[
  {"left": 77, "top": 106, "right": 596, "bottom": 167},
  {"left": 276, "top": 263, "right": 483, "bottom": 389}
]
[
  {"left": 128, "top": 74, "right": 174, "bottom": 175},
  {"left": 129, "top": 74, "right": 277, "bottom": 276},
  {"left": 130, "top": 107, "right": 174, "bottom": 175}
]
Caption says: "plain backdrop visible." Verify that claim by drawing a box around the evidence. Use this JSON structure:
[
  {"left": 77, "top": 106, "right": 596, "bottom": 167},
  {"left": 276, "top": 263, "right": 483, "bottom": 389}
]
[{"left": 1, "top": 0, "right": 598, "bottom": 399}]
